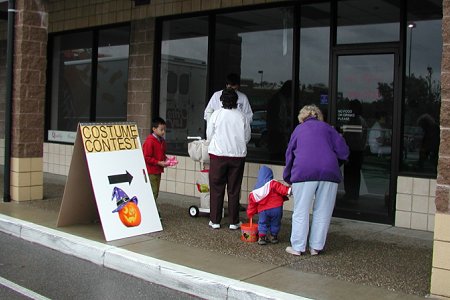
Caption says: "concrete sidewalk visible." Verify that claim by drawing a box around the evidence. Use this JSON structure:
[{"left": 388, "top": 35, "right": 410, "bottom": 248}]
[{"left": 0, "top": 173, "right": 433, "bottom": 299}]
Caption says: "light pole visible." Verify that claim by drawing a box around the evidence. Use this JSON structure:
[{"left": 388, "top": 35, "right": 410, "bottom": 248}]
[
  {"left": 408, "top": 22, "right": 416, "bottom": 78},
  {"left": 258, "top": 70, "right": 263, "bottom": 87}
]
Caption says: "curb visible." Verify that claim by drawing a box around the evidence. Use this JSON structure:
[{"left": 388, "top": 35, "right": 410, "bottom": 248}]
[{"left": 0, "top": 213, "right": 310, "bottom": 300}]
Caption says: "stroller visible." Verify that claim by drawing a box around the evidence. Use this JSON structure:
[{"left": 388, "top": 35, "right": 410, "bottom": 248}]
[{"left": 187, "top": 136, "right": 211, "bottom": 217}]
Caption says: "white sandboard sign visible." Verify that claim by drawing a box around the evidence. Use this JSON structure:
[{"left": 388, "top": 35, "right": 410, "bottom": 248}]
[{"left": 57, "top": 122, "right": 162, "bottom": 241}]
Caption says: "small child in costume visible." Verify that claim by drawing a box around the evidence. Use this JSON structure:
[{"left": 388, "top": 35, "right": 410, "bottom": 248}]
[{"left": 247, "top": 166, "right": 291, "bottom": 245}]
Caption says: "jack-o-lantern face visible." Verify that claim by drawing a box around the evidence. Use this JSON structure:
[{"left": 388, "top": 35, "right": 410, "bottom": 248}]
[{"left": 118, "top": 202, "right": 141, "bottom": 227}]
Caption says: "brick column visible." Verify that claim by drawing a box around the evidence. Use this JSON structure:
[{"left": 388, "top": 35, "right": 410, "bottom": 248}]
[
  {"left": 430, "top": 0, "right": 450, "bottom": 297},
  {"left": 9, "top": 0, "right": 47, "bottom": 201},
  {"left": 127, "top": 18, "right": 155, "bottom": 141}
]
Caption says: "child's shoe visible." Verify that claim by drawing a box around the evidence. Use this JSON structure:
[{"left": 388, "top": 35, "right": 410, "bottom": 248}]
[
  {"left": 258, "top": 235, "right": 268, "bottom": 245},
  {"left": 270, "top": 235, "right": 279, "bottom": 244}
]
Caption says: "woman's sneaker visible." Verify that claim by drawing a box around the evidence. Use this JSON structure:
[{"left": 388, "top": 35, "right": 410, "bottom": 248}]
[
  {"left": 285, "top": 246, "right": 301, "bottom": 256},
  {"left": 229, "top": 221, "right": 242, "bottom": 230},
  {"left": 208, "top": 221, "right": 220, "bottom": 229},
  {"left": 310, "top": 248, "right": 319, "bottom": 256}
]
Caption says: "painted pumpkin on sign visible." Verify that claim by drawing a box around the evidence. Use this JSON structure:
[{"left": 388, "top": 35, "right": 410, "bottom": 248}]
[
  {"left": 111, "top": 187, "right": 142, "bottom": 228},
  {"left": 118, "top": 201, "right": 141, "bottom": 227}
]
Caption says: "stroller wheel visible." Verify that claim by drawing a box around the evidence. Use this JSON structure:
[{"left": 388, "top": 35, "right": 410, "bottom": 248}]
[{"left": 189, "top": 205, "right": 199, "bottom": 217}]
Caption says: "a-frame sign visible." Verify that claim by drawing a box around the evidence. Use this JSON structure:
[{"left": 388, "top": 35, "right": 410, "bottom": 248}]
[{"left": 57, "top": 122, "right": 162, "bottom": 241}]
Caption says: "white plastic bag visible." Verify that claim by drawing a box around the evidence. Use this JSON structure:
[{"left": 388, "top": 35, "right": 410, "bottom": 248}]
[{"left": 188, "top": 140, "right": 210, "bottom": 163}]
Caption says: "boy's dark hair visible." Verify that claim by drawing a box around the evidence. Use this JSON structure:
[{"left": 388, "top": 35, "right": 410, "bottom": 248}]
[
  {"left": 220, "top": 88, "right": 238, "bottom": 109},
  {"left": 152, "top": 117, "right": 166, "bottom": 129},
  {"left": 226, "top": 73, "right": 240, "bottom": 86}
]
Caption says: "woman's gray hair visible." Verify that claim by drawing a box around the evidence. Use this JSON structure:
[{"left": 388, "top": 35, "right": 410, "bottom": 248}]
[{"left": 298, "top": 104, "right": 324, "bottom": 123}]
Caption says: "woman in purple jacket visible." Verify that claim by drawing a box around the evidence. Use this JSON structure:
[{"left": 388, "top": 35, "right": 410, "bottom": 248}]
[{"left": 283, "top": 105, "right": 349, "bottom": 256}]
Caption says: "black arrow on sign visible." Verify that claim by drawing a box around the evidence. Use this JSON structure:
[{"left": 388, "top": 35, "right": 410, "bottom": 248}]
[{"left": 108, "top": 171, "right": 133, "bottom": 185}]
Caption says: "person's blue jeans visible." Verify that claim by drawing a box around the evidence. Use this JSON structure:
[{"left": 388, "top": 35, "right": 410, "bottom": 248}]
[
  {"left": 290, "top": 181, "right": 338, "bottom": 252},
  {"left": 258, "top": 206, "right": 283, "bottom": 236}
]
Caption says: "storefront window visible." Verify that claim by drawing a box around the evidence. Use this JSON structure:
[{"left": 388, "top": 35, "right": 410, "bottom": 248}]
[
  {"left": 48, "top": 25, "right": 130, "bottom": 142},
  {"left": 214, "top": 7, "right": 294, "bottom": 162},
  {"left": 159, "top": 17, "right": 208, "bottom": 152},
  {"left": 299, "top": 3, "right": 330, "bottom": 120},
  {"left": 96, "top": 27, "right": 130, "bottom": 122},
  {"left": 337, "top": 0, "right": 400, "bottom": 44},
  {"left": 50, "top": 31, "right": 92, "bottom": 133},
  {"left": 401, "top": 0, "right": 442, "bottom": 176}
]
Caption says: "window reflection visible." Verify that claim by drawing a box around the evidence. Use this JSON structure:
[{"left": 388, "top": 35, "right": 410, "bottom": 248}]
[
  {"left": 299, "top": 2, "right": 330, "bottom": 121},
  {"left": 214, "top": 7, "right": 294, "bottom": 162},
  {"left": 337, "top": 0, "right": 400, "bottom": 44},
  {"left": 401, "top": 0, "right": 442, "bottom": 176},
  {"left": 50, "top": 32, "right": 93, "bottom": 131},
  {"left": 336, "top": 54, "right": 394, "bottom": 217},
  {"left": 96, "top": 27, "right": 130, "bottom": 122},
  {"left": 49, "top": 26, "right": 130, "bottom": 136},
  {"left": 159, "top": 17, "right": 209, "bottom": 152}
]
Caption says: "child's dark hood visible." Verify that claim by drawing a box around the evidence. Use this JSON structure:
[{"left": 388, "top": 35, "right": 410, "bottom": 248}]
[{"left": 254, "top": 166, "right": 273, "bottom": 190}]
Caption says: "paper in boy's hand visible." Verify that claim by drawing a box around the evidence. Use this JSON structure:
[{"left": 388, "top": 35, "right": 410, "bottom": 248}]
[{"left": 165, "top": 156, "right": 178, "bottom": 167}]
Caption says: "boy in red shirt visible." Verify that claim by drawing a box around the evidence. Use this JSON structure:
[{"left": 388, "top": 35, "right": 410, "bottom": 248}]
[
  {"left": 247, "top": 166, "right": 291, "bottom": 245},
  {"left": 143, "top": 117, "right": 168, "bottom": 204}
]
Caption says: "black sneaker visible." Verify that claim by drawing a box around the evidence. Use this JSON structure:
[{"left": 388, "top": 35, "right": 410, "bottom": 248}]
[
  {"left": 270, "top": 235, "right": 279, "bottom": 244},
  {"left": 258, "top": 236, "right": 268, "bottom": 245}
]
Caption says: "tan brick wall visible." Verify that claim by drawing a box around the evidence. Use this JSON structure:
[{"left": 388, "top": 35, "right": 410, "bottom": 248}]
[
  {"left": 127, "top": 18, "right": 155, "bottom": 139},
  {"left": 430, "top": 0, "right": 450, "bottom": 297},
  {"left": 12, "top": 0, "right": 48, "bottom": 159},
  {"left": 10, "top": 157, "right": 43, "bottom": 201},
  {"left": 8, "top": 0, "right": 48, "bottom": 201},
  {"left": 47, "top": 0, "right": 278, "bottom": 33},
  {"left": 396, "top": 176, "right": 436, "bottom": 231}
]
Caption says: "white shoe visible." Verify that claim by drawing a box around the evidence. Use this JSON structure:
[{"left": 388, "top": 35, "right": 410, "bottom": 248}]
[
  {"left": 310, "top": 248, "right": 319, "bottom": 256},
  {"left": 208, "top": 221, "right": 220, "bottom": 229},
  {"left": 285, "top": 246, "right": 301, "bottom": 256},
  {"left": 229, "top": 222, "right": 242, "bottom": 230}
]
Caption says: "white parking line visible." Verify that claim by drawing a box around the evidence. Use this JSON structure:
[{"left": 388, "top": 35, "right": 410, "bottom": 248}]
[{"left": 0, "top": 276, "right": 51, "bottom": 300}]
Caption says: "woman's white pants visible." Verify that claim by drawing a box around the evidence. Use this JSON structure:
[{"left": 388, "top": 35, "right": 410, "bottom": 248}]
[{"left": 290, "top": 181, "right": 338, "bottom": 252}]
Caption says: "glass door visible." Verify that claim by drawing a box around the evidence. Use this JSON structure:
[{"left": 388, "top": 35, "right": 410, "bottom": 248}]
[{"left": 333, "top": 53, "right": 397, "bottom": 223}]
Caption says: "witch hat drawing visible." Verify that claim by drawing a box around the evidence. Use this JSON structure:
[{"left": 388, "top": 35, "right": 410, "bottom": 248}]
[{"left": 111, "top": 187, "right": 141, "bottom": 227}]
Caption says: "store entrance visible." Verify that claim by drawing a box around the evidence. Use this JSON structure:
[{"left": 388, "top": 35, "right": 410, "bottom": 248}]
[{"left": 332, "top": 51, "right": 399, "bottom": 223}]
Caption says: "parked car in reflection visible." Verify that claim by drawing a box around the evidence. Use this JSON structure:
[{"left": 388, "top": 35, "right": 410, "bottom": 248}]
[{"left": 250, "top": 110, "right": 267, "bottom": 147}]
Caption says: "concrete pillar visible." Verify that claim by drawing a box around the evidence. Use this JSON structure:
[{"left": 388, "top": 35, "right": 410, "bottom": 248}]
[
  {"left": 9, "top": 0, "right": 47, "bottom": 201},
  {"left": 430, "top": 0, "right": 450, "bottom": 297},
  {"left": 127, "top": 18, "right": 155, "bottom": 140}
]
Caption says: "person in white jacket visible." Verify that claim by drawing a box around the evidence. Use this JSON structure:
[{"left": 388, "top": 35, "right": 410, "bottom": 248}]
[
  {"left": 204, "top": 73, "right": 253, "bottom": 123},
  {"left": 206, "top": 88, "right": 251, "bottom": 230}
]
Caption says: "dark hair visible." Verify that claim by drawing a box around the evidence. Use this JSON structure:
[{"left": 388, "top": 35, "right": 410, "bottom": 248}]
[
  {"left": 349, "top": 99, "right": 362, "bottom": 115},
  {"left": 220, "top": 88, "right": 238, "bottom": 109},
  {"left": 152, "top": 117, "right": 166, "bottom": 129},
  {"left": 226, "top": 73, "right": 240, "bottom": 86}
]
